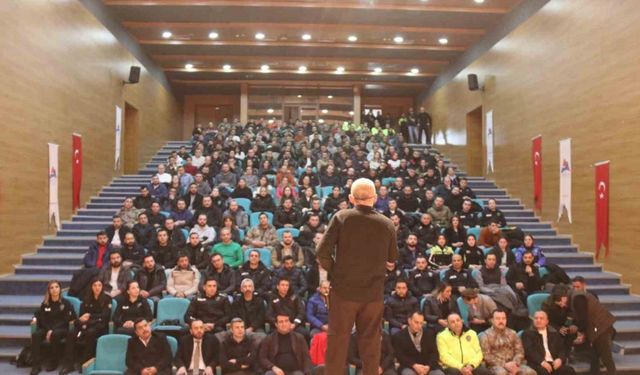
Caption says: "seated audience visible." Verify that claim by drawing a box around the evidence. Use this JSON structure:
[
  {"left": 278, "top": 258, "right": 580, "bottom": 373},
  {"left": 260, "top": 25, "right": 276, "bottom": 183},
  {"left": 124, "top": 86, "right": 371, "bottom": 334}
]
[
  {"left": 521, "top": 311, "right": 576, "bottom": 375},
  {"left": 259, "top": 314, "right": 312, "bottom": 375},
  {"left": 212, "top": 228, "right": 244, "bottom": 268},
  {"left": 408, "top": 255, "right": 440, "bottom": 298},
  {"left": 428, "top": 234, "right": 455, "bottom": 270},
  {"left": 274, "top": 197, "right": 303, "bottom": 229},
  {"left": 183, "top": 183, "right": 203, "bottom": 212},
  {"left": 175, "top": 320, "right": 220, "bottom": 375},
  {"left": 489, "top": 237, "right": 516, "bottom": 268},
  {"left": 113, "top": 281, "right": 153, "bottom": 335},
  {"left": 479, "top": 309, "right": 535, "bottom": 375},
  {"left": 480, "top": 199, "right": 507, "bottom": 227},
  {"left": 456, "top": 200, "right": 479, "bottom": 229},
  {"left": 31, "top": 281, "right": 76, "bottom": 375},
  {"left": 385, "top": 261, "right": 404, "bottom": 297},
  {"left": 251, "top": 187, "right": 277, "bottom": 214},
  {"left": 219, "top": 318, "right": 258, "bottom": 375},
  {"left": 149, "top": 229, "right": 179, "bottom": 269},
  {"left": 146, "top": 201, "right": 166, "bottom": 229},
  {"left": 474, "top": 253, "right": 526, "bottom": 318},
  {"left": 167, "top": 254, "right": 201, "bottom": 299},
  {"left": 398, "top": 233, "right": 424, "bottom": 271},
  {"left": 306, "top": 280, "right": 330, "bottom": 337},
  {"left": 190, "top": 214, "right": 216, "bottom": 248},
  {"left": 98, "top": 251, "right": 131, "bottom": 298},
  {"left": 479, "top": 221, "right": 503, "bottom": 248},
  {"left": 541, "top": 285, "right": 577, "bottom": 354},
  {"left": 83, "top": 231, "right": 113, "bottom": 269},
  {"left": 236, "top": 249, "right": 273, "bottom": 298},
  {"left": 460, "top": 288, "right": 496, "bottom": 333},
  {"left": 162, "top": 217, "right": 187, "bottom": 248},
  {"left": 273, "top": 231, "right": 305, "bottom": 268},
  {"left": 427, "top": 197, "right": 453, "bottom": 228},
  {"left": 125, "top": 319, "right": 172, "bottom": 375},
  {"left": 120, "top": 232, "right": 145, "bottom": 268},
  {"left": 349, "top": 330, "right": 396, "bottom": 375},
  {"left": 423, "top": 283, "right": 458, "bottom": 332},
  {"left": 397, "top": 186, "right": 421, "bottom": 212},
  {"left": 232, "top": 278, "right": 267, "bottom": 339},
  {"left": 392, "top": 311, "right": 444, "bottom": 375},
  {"left": 459, "top": 235, "right": 484, "bottom": 269},
  {"left": 60, "top": 278, "right": 111, "bottom": 375},
  {"left": 135, "top": 254, "right": 167, "bottom": 303},
  {"left": 133, "top": 186, "right": 153, "bottom": 210},
  {"left": 184, "top": 232, "right": 211, "bottom": 271},
  {"left": 185, "top": 278, "right": 232, "bottom": 335},
  {"left": 266, "top": 278, "right": 308, "bottom": 340},
  {"left": 436, "top": 313, "right": 489, "bottom": 375},
  {"left": 224, "top": 200, "right": 249, "bottom": 230},
  {"left": 513, "top": 235, "right": 546, "bottom": 266},
  {"left": 193, "top": 196, "right": 223, "bottom": 228},
  {"left": 243, "top": 212, "right": 279, "bottom": 252},
  {"left": 203, "top": 253, "right": 237, "bottom": 296},
  {"left": 231, "top": 178, "right": 254, "bottom": 200},
  {"left": 132, "top": 212, "right": 154, "bottom": 247},
  {"left": 506, "top": 251, "right": 544, "bottom": 301},
  {"left": 385, "top": 279, "right": 419, "bottom": 335},
  {"left": 414, "top": 214, "right": 439, "bottom": 249},
  {"left": 272, "top": 256, "right": 308, "bottom": 297},
  {"left": 105, "top": 215, "right": 130, "bottom": 249},
  {"left": 443, "top": 255, "right": 478, "bottom": 297},
  {"left": 171, "top": 198, "right": 193, "bottom": 229},
  {"left": 444, "top": 216, "right": 466, "bottom": 249}
]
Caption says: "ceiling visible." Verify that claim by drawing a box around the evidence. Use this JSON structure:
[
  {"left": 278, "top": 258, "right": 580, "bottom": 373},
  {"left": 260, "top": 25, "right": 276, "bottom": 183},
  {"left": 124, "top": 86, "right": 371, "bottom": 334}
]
[{"left": 103, "top": 0, "right": 523, "bottom": 97}]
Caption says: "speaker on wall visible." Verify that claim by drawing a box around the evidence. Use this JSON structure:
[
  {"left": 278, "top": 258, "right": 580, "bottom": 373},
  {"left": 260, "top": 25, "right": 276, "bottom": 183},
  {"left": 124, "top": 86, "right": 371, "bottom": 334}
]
[
  {"left": 125, "top": 66, "right": 141, "bottom": 84},
  {"left": 467, "top": 74, "right": 479, "bottom": 91}
]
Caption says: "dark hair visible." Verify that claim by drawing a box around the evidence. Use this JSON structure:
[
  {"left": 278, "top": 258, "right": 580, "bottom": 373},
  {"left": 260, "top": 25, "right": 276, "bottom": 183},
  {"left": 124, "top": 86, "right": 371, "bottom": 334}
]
[
  {"left": 395, "top": 279, "right": 408, "bottom": 288},
  {"left": 491, "top": 308, "right": 508, "bottom": 318},
  {"left": 572, "top": 276, "right": 586, "bottom": 284},
  {"left": 109, "top": 250, "right": 122, "bottom": 259},
  {"left": 112, "top": 215, "right": 121, "bottom": 219},
  {"left": 143, "top": 253, "right": 155, "bottom": 261},
  {"left": 96, "top": 231, "right": 107, "bottom": 237}
]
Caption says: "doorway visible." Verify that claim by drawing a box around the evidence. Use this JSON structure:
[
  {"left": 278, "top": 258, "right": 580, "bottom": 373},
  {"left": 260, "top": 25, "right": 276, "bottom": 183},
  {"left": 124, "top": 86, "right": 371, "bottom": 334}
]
[
  {"left": 123, "top": 102, "right": 140, "bottom": 174},
  {"left": 466, "top": 106, "right": 483, "bottom": 176},
  {"left": 283, "top": 106, "right": 300, "bottom": 122}
]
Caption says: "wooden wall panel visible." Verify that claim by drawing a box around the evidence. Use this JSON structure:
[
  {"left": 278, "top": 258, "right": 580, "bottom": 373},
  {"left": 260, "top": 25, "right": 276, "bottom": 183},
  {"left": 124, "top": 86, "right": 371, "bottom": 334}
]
[
  {"left": 0, "top": 1, "right": 180, "bottom": 274},
  {"left": 182, "top": 95, "right": 241, "bottom": 137},
  {"left": 362, "top": 96, "right": 414, "bottom": 120},
  {"left": 420, "top": 0, "right": 640, "bottom": 292}
]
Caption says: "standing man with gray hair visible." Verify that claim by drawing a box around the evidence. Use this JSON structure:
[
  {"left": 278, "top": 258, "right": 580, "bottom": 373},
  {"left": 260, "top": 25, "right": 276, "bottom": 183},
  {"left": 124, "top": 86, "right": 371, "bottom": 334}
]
[{"left": 317, "top": 178, "right": 399, "bottom": 375}]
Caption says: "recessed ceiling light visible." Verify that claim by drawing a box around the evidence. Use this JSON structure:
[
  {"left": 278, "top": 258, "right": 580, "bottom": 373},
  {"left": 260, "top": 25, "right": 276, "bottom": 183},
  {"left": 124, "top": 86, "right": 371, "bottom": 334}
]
[
  {"left": 268, "top": 119, "right": 274, "bottom": 124},
  {"left": 348, "top": 35, "right": 358, "bottom": 42},
  {"left": 255, "top": 32, "right": 265, "bottom": 40},
  {"left": 318, "top": 119, "right": 325, "bottom": 124},
  {"left": 327, "top": 95, "right": 333, "bottom": 99},
  {"left": 438, "top": 37, "right": 449, "bottom": 45},
  {"left": 162, "top": 31, "right": 172, "bottom": 39},
  {"left": 184, "top": 63, "right": 194, "bottom": 70},
  {"left": 260, "top": 64, "right": 270, "bottom": 72},
  {"left": 410, "top": 68, "right": 420, "bottom": 74},
  {"left": 474, "top": 0, "right": 485, "bottom": 3},
  {"left": 267, "top": 108, "right": 274, "bottom": 114},
  {"left": 302, "top": 33, "right": 312, "bottom": 41},
  {"left": 349, "top": 111, "right": 355, "bottom": 116},
  {"left": 222, "top": 64, "right": 231, "bottom": 71},
  {"left": 322, "top": 109, "right": 328, "bottom": 114},
  {"left": 373, "top": 67, "right": 383, "bottom": 73},
  {"left": 336, "top": 66, "right": 345, "bottom": 73},
  {"left": 393, "top": 36, "right": 404, "bottom": 43},
  {"left": 298, "top": 65, "right": 307, "bottom": 73},
  {"left": 297, "top": 94, "right": 302, "bottom": 98},
  {"left": 208, "top": 32, "right": 219, "bottom": 39}
]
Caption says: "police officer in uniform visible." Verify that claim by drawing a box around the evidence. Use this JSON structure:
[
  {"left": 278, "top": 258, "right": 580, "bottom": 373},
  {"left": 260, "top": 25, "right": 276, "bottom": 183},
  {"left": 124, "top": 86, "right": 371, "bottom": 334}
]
[{"left": 185, "top": 278, "right": 232, "bottom": 335}]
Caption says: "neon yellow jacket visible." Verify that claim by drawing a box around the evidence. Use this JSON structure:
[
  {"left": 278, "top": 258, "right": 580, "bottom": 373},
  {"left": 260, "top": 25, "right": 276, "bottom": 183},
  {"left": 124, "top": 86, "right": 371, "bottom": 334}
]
[{"left": 436, "top": 328, "right": 484, "bottom": 369}]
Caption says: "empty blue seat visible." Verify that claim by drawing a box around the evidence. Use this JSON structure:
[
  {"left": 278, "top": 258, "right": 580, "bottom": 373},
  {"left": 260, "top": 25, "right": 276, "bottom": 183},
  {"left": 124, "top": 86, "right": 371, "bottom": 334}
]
[
  {"left": 153, "top": 298, "right": 190, "bottom": 332},
  {"left": 234, "top": 198, "right": 252, "bottom": 213},
  {"left": 82, "top": 334, "right": 130, "bottom": 375},
  {"left": 321, "top": 186, "right": 334, "bottom": 198},
  {"left": 527, "top": 293, "right": 550, "bottom": 319},
  {"left": 456, "top": 297, "right": 469, "bottom": 325},
  {"left": 382, "top": 177, "right": 396, "bottom": 187},
  {"left": 467, "top": 227, "right": 481, "bottom": 240}
]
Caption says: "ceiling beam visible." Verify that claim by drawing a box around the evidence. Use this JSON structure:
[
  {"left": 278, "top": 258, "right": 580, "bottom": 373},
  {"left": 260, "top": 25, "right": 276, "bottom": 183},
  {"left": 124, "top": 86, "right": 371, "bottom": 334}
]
[
  {"left": 123, "top": 21, "right": 486, "bottom": 36},
  {"left": 105, "top": 0, "right": 510, "bottom": 14},
  {"left": 165, "top": 67, "right": 437, "bottom": 77},
  {"left": 140, "top": 39, "right": 465, "bottom": 51},
  {"left": 171, "top": 79, "right": 426, "bottom": 87},
  {"left": 153, "top": 54, "right": 450, "bottom": 66}
]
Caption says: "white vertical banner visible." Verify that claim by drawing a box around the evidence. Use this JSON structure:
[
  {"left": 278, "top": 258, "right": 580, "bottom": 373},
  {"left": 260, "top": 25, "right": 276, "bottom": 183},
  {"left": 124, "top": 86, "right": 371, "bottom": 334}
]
[
  {"left": 48, "top": 143, "right": 61, "bottom": 230},
  {"left": 115, "top": 105, "right": 122, "bottom": 170},
  {"left": 558, "top": 138, "right": 572, "bottom": 223},
  {"left": 485, "top": 110, "right": 494, "bottom": 173}
]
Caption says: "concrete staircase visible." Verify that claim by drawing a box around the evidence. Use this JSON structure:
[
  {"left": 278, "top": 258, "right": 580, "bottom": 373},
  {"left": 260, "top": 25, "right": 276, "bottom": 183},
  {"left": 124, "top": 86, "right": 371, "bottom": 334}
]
[
  {"left": 1, "top": 140, "right": 639, "bottom": 373},
  {"left": 0, "top": 141, "right": 190, "bottom": 361}
]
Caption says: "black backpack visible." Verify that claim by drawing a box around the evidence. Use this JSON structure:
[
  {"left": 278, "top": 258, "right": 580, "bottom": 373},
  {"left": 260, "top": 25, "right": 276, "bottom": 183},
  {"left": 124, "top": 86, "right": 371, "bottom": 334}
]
[{"left": 11, "top": 345, "right": 32, "bottom": 368}]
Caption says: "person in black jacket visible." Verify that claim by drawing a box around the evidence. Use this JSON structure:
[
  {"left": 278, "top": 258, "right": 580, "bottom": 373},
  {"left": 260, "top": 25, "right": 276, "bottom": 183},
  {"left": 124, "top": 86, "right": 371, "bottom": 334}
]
[
  {"left": 407, "top": 255, "right": 440, "bottom": 298},
  {"left": 397, "top": 186, "right": 420, "bottom": 213},
  {"left": 422, "top": 283, "right": 459, "bottom": 332},
  {"left": 250, "top": 187, "right": 277, "bottom": 214},
  {"left": 414, "top": 214, "right": 439, "bottom": 249},
  {"left": 132, "top": 212, "right": 155, "bottom": 248},
  {"left": 398, "top": 234, "right": 424, "bottom": 271},
  {"left": 506, "top": 251, "right": 543, "bottom": 302},
  {"left": 193, "top": 196, "right": 224, "bottom": 228},
  {"left": 459, "top": 234, "right": 484, "bottom": 269},
  {"left": 175, "top": 320, "right": 219, "bottom": 375},
  {"left": 135, "top": 254, "right": 167, "bottom": 303},
  {"left": 60, "top": 278, "right": 112, "bottom": 375},
  {"left": 348, "top": 331, "right": 396, "bottom": 375},
  {"left": 384, "top": 279, "right": 419, "bottom": 335},
  {"left": 480, "top": 199, "right": 507, "bottom": 227},
  {"left": 105, "top": 215, "right": 131, "bottom": 249},
  {"left": 31, "top": 281, "right": 77, "bottom": 375},
  {"left": 219, "top": 318, "right": 258, "bottom": 375},
  {"left": 149, "top": 229, "right": 179, "bottom": 269},
  {"left": 203, "top": 253, "right": 237, "bottom": 296},
  {"left": 184, "top": 233, "right": 211, "bottom": 271},
  {"left": 113, "top": 281, "right": 153, "bottom": 336},
  {"left": 274, "top": 198, "right": 303, "bottom": 229},
  {"left": 522, "top": 311, "right": 576, "bottom": 375},
  {"left": 162, "top": 217, "right": 187, "bottom": 249},
  {"left": 272, "top": 257, "right": 307, "bottom": 297},
  {"left": 384, "top": 261, "right": 403, "bottom": 298},
  {"left": 120, "top": 233, "right": 145, "bottom": 268},
  {"left": 443, "top": 255, "right": 478, "bottom": 297},
  {"left": 235, "top": 252, "right": 272, "bottom": 298},
  {"left": 392, "top": 312, "right": 443, "bottom": 375},
  {"left": 133, "top": 186, "right": 153, "bottom": 210},
  {"left": 265, "top": 278, "right": 308, "bottom": 341},
  {"left": 125, "top": 319, "right": 172, "bottom": 375},
  {"left": 232, "top": 279, "right": 267, "bottom": 341},
  {"left": 185, "top": 278, "right": 232, "bottom": 335}
]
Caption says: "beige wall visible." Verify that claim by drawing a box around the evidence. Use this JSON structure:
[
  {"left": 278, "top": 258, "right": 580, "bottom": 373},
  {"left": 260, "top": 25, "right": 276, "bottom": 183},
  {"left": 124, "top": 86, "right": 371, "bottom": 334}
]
[
  {"left": 421, "top": 0, "right": 640, "bottom": 292},
  {"left": 182, "top": 95, "right": 241, "bottom": 138},
  {"left": 0, "top": 1, "right": 181, "bottom": 274}
]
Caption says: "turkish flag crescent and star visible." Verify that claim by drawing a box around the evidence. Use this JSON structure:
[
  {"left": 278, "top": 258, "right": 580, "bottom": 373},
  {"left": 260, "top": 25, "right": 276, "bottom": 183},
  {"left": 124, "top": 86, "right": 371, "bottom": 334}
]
[
  {"left": 532, "top": 136, "right": 542, "bottom": 211},
  {"left": 72, "top": 133, "right": 82, "bottom": 210},
  {"left": 595, "top": 161, "right": 610, "bottom": 259}
]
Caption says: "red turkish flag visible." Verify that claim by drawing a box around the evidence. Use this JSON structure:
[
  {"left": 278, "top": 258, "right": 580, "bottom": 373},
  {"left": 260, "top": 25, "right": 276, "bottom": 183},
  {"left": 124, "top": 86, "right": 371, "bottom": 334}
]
[
  {"left": 532, "top": 136, "right": 542, "bottom": 211},
  {"left": 72, "top": 133, "right": 82, "bottom": 210},
  {"left": 595, "top": 161, "right": 610, "bottom": 259}
]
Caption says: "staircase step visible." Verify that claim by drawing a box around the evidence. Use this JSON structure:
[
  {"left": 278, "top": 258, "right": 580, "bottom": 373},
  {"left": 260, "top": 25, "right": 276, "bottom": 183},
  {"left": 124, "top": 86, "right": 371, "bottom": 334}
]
[
  {"left": 76, "top": 208, "right": 118, "bottom": 217},
  {"left": 600, "top": 295, "right": 640, "bottom": 311},
  {"left": 585, "top": 284, "right": 630, "bottom": 296},
  {"left": 611, "top": 310, "right": 640, "bottom": 321},
  {"left": 0, "top": 325, "right": 31, "bottom": 347},
  {"left": 530, "top": 235, "right": 572, "bottom": 246},
  {"left": 0, "top": 275, "right": 71, "bottom": 294},
  {"left": 37, "top": 246, "right": 87, "bottom": 255},
  {"left": 71, "top": 215, "right": 112, "bottom": 222},
  {"left": 15, "top": 265, "right": 80, "bottom": 275},
  {"left": 0, "top": 314, "right": 34, "bottom": 326},
  {"left": 613, "top": 321, "right": 640, "bottom": 341},
  {"left": 566, "top": 271, "right": 620, "bottom": 285},
  {"left": 42, "top": 236, "right": 94, "bottom": 247},
  {"left": 22, "top": 254, "right": 83, "bottom": 266},
  {"left": 61, "top": 221, "right": 108, "bottom": 230},
  {"left": 0, "top": 296, "right": 48, "bottom": 314},
  {"left": 545, "top": 252, "right": 593, "bottom": 264},
  {"left": 56, "top": 229, "right": 101, "bottom": 237}
]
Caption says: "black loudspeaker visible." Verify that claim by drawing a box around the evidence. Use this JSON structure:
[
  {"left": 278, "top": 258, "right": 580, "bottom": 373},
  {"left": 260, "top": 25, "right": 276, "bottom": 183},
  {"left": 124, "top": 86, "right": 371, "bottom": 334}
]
[
  {"left": 467, "top": 74, "right": 479, "bottom": 91},
  {"left": 128, "top": 66, "right": 141, "bottom": 84}
]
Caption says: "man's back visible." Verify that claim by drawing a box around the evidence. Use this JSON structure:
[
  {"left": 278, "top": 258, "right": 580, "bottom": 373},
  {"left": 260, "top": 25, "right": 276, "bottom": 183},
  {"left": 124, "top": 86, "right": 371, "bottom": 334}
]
[{"left": 317, "top": 206, "right": 398, "bottom": 302}]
